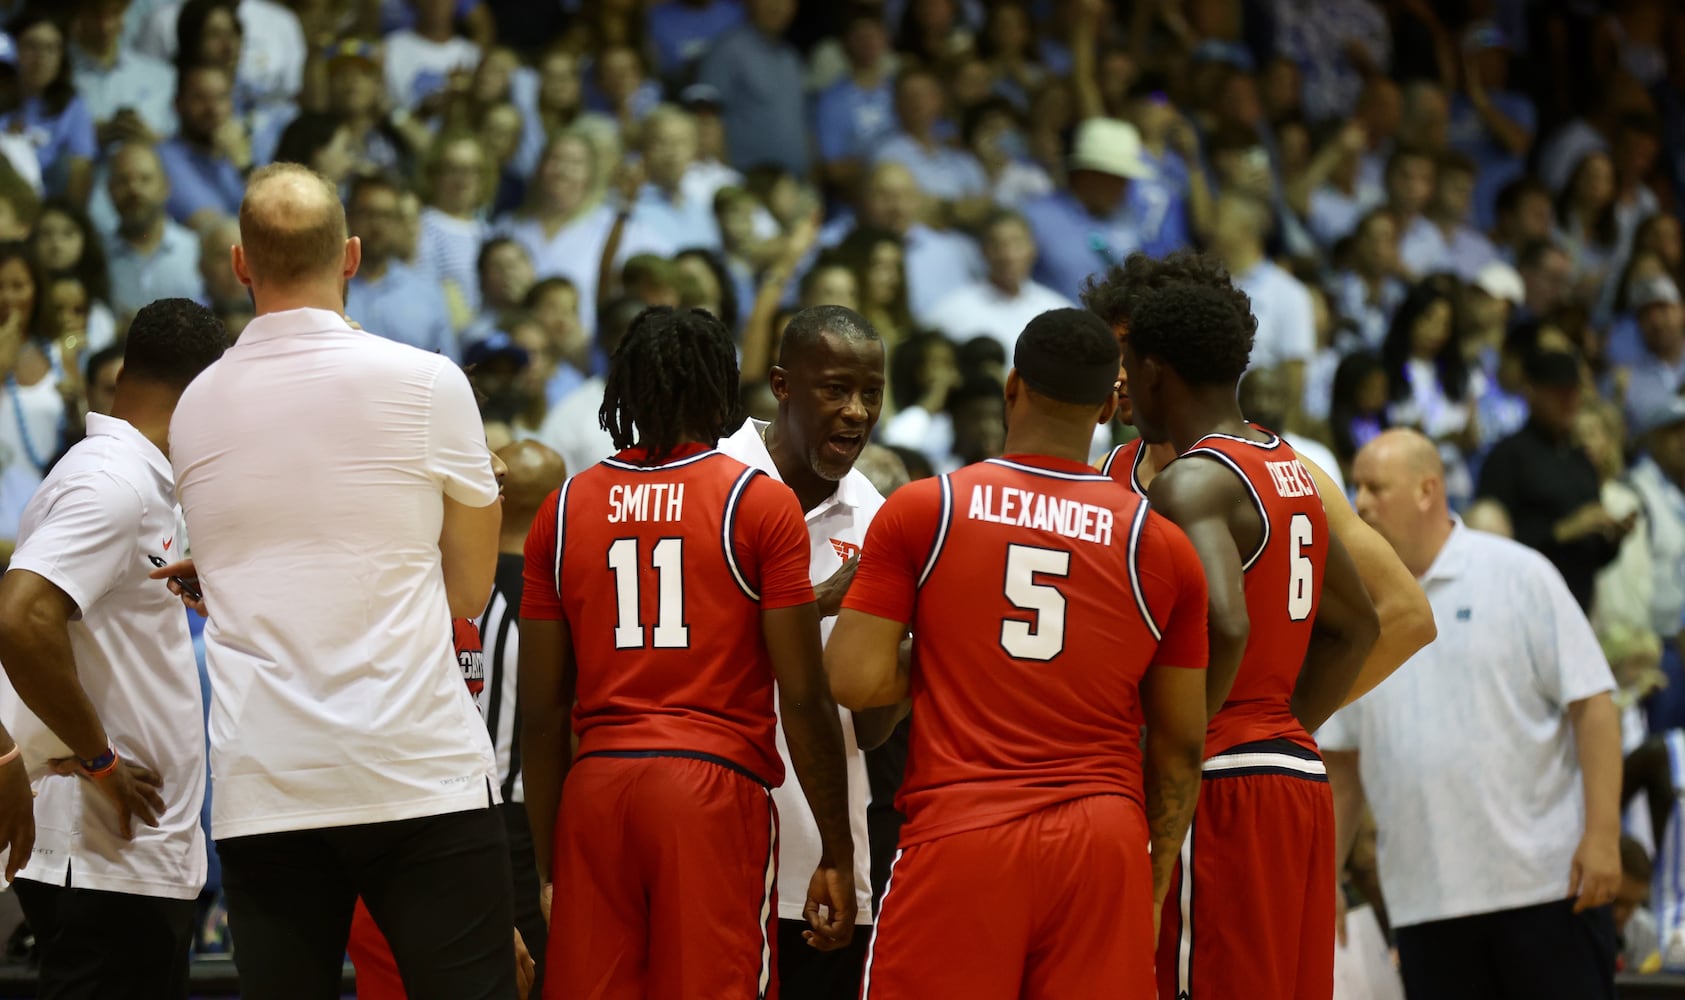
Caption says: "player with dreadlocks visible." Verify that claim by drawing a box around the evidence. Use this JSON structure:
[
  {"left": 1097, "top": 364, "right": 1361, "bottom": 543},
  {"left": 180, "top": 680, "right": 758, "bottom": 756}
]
[{"left": 518, "top": 307, "right": 857, "bottom": 998}]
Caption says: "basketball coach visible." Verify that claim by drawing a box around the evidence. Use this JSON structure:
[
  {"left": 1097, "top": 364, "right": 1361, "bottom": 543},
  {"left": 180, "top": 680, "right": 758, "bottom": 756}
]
[{"left": 165, "top": 163, "right": 515, "bottom": 999}]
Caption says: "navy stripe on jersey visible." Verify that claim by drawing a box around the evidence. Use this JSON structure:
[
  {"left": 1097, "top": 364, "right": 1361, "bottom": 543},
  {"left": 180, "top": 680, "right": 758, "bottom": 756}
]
[
  {"left": 602, "top": 448, "right": 720, "bottom": 472},
  {"left": 917, "top": 474, "right": 954, "bottom": 587},
  {"left": 985, "top": 457, "right": 1111, "bottom": 482},
  {"left": 551, "top": 477, "right": 575, "bottom": 598},
  {"left": 1125, "top": 501, "right": 1161, "bottom": 642},
  {"left": 1180, "top": 447, "right": 1271, "bottom": 572},
  {"left": 722, "top": 467, "right": 763, "bottom": 600},
  {"left": 1099, "top": 445, "right": 1126, "bottom": 476}
]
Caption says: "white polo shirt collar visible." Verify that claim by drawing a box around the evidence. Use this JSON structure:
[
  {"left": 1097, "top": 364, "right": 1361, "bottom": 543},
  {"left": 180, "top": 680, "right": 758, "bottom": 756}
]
[
  {"left": 235, "top": 306, "right": 355, "bottom": 346},
  {"left": 729, "top": 418, "right": 873, "bottom": 516},
  {"left": 82, "top": 413, "right": 170, "bottom": 484},
  {"left": 1418, "top": 516, "right": 1470, "bottom": 586}
]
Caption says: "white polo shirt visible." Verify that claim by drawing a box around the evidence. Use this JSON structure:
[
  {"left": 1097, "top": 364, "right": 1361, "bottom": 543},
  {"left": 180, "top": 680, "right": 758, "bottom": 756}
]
[
  {"left": 1, "top": 414, "right": 206, "bottom": 899},
  {"left": 717, "top": 418, "right": 883, "bottom": 925},
  {"left": 923, "top": 278, "right": 1076, "bottom": 355},
  {"left": 170, "top": 308, "right": 501, "bottom": 841},
  {"left": 1320, "top": 520, "right": 1615, "bottom": 928}
]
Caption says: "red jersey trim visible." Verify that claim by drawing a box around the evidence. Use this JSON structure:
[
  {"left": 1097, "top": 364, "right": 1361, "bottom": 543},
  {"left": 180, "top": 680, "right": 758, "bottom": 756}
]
[
  {"left": 1180, "top": 447, "right": 1272, "bottom": 572},
  {"left": 916, "top": 474, "right": 954, "bottom": 587},
  {"left": 1125, "top": 501, "right": 1162, "bottom": 642},
  {"left": 1190, "top": 427, "right": 1285, "bottom": 450},
  {"left": 601, "top": 447, "right": 720, "bottom": 472},
  {"left": 551, "top": 476, "right": 575, "bottom": 599},
  {"left": 985, "top": 457, "right": 1111, "bottom": 482},
  {"left": 721, "top": 466, "right": 764, "bottom": 601},
  {"left": 1100, "top": 442, "right": 1150, "bottom": 497}
]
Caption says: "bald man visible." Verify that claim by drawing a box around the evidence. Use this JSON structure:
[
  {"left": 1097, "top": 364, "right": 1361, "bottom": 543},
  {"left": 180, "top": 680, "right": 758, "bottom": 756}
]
[
  {"left": 162, "top": 164, "right": 516, "bottom": 999},
  {"left": 1324, "top": 429, "right": 1622, "bottom": 1000}
]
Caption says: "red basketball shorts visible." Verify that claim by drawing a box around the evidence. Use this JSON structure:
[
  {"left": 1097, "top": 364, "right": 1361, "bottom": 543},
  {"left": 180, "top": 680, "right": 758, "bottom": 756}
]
[
  {"left": 347, "top": 898, "right": 405, "bottom": 1000},
  {"left": 862, "top": 793, "right": 1156, "bottom": 1000},
  {"left": 546, "top": 753, "right": 779, "bottom": 1000},
  {"left": 1156, "top": 745, "right": 1336, "bottom": 1000}
]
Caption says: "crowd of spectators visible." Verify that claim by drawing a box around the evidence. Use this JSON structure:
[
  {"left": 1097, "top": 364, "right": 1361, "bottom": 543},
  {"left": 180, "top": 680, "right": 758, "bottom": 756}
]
[{"left": 0, "top": 0, "right": 1681, "bottom": 984}]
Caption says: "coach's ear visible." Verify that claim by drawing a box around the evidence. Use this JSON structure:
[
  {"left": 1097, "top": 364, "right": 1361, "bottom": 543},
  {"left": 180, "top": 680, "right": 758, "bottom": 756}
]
[{"left": 769, "top": 364, "right": 791, "bottom": 403}]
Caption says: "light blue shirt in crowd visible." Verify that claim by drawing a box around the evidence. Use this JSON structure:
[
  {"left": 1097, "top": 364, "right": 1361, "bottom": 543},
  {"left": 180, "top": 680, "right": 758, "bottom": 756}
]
[
  {"left": 647, "top": 0, "right": 744, "bottom": 78},
  {"left": 696, "top": 25, "right": 809, "bottom": 175},
  {"left": 346, "top": 261, "right": 458, "bottom": 361},
  {"left": 0, "top": 95, "right": 97, "bottom": 197},
  {"left": 1401, "top": 218, "right": 1500, "bottom": 282},
  {"left": 1448, "top": 91, "right": 1537, "bottom": 233},
  {"left": 872, "top": 134, "right": 988, "bottom": 203},
  {"left": 69, "top": 44, "right": 176, "bottom": 140},
  {"left": 900, "top": 223, "right": 985, "bottom": 324},
  {"left": 633, "top": 185, "right": 720, "bottom": 251},
  {"left": 105, "top": 220, "right": 205, "bottom": 318},
  {"left": 1131, "top": 148, "right": 1194, "bottom": 257},
  {"left": 813, "top": 76, "right": 895, "bottom": 165},
  {"left": 157, "top": 137, "right": 245, "bottom": 224},
  {"left": 1021, "top": 191, "right": 1143, "bottom": 303}
]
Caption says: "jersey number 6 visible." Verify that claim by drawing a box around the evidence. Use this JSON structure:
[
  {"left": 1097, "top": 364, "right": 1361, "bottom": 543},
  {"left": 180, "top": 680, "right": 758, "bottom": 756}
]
[
  {"left": 1288, "top": 512, "right": 1313, "bottom": 622},
  {"left": 1000, "top": 543, "right": 1072, "bottom": 661}
]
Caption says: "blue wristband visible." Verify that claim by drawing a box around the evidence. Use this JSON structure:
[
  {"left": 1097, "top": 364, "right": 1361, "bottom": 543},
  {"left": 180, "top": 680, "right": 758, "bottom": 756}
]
[{"left": 78, "top": 747, "right": 117, "bottom": 776}]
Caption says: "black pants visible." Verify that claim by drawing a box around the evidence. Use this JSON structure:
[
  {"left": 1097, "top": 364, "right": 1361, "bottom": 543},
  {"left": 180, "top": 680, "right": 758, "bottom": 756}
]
[
  {"left": 1395, "top": 899, "right": 1616, "bottom": 1000},
  {"left": 777, "top": 918, "right": 868, "bottom": 1000},
  {"left": 500, "top": 801, "right": 547, "bottom": 996},
  {"left": 13, "top": 873, "right": 195, "bottom": 1000},
  {"left": 217, "top": 803, "right": 517, "bottom": 1000}
]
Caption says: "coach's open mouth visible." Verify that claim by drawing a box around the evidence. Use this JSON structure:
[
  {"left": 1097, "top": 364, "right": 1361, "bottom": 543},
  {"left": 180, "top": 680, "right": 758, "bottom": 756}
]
[{"left": 826, "top": 431, "right": 863, "bottom": 459}]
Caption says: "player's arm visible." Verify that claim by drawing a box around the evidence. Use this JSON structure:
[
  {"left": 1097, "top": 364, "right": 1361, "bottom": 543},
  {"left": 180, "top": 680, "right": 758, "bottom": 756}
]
[
  {"left": 1324, "top": 745, "right": 1365, "bottom": 943},
  {"left": 1300, "top": 453, "right": 1436, "bottom": 703},
  {"left": 1292, "top": 530, "right": 1380, "bottom": 734},
  {"left": 850, "top": 638, "right": 913, "bottom": 749},
  {"left": 1147, "top": 458, "right": 1251, "bottom": 719},
  {"left": 1139, "top": 521, "right": 1211, "bottom": 913},
  {"left": 827, "top": 612, "right": 910, "bottom": 710},
  {"left": 517, "top": 615, "right": 574, "bottom": 904}
]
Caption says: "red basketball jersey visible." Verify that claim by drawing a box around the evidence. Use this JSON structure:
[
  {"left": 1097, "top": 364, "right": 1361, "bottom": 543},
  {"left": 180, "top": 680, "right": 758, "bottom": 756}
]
[
  {"left": 1180, "top": 428, "right": 1329, "bottom": 756},
  {"left": 1099, "top": 438, "right": 1149, "bottom": 496},
  {"left": 521, "top": 444, "right": 815, "bottom": 786},
  {"left": 844, "top": 454, "right": 1209, "bottom": 848}
]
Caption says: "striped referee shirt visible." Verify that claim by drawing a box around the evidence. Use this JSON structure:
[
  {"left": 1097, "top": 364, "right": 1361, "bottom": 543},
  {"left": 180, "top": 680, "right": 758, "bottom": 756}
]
[{"left": 477, "top": 552, "right": 526, "bottom": 802}]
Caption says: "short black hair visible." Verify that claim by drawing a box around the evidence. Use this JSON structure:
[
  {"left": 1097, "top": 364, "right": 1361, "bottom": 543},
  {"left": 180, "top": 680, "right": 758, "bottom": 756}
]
[
  {"left": 273, "top": 111, "right": 344, "bottom": 172},
  {"left": 957, "top": 334, "right": 1006, "bottom": 377},
  {"left": 599, "top": 307, "right": 740, "bottom": 463},
  {"left": 83, "top": 340, "right": 125, "bottom": 384},
  {"left": 1516, "top": 237, "right": 1566, "bottom": 272},
  {"left": 1128, "top": 280, "right": 1256, "bottom": 386},
  {"left": 960, "top": 95, "right": 1016, "bottom": 148},
  {"left": 122, "top": 298, "right": 228, "bottom": 390},
  {"left": 778, "top": 305, "right": 880, "bottom": 367},
  {"left": 1012, "top": 307, "right": 1120, "bottom": 406},
  {"left": 523, "top": 275, "right": 577, "bottom": 310},
  {"left": 1080, "top": 250, "right": 1253, "bottom": 334}
]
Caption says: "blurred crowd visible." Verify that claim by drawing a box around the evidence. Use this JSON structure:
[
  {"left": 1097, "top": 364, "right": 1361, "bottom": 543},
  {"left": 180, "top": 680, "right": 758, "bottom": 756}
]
[{"left": 0, "top": 0, "right": 1680, "bottom": 981}]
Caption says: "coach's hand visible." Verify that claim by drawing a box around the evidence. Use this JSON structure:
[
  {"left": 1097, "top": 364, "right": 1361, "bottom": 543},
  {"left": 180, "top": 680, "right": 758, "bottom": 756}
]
[
  {"left": 1570, "top": 831, "right": 1621, "bottom": 913},
  {"left": 50, "top": 758, "right": 165, "bottom": 840},
  {"left": 514, "top": 927, "right": 535, "bottom": 999},
  {"left": 148, "top": 559, "right": 207, "bottom": 616},
  {"left": 801, "top": 863, "right": 856, "bottom": 951},
  {"left": 814, "top": 555, "right": 859, "bottom": 619},
  {"left": 0, "top": 748, "right": 35, "bottom": 881}
]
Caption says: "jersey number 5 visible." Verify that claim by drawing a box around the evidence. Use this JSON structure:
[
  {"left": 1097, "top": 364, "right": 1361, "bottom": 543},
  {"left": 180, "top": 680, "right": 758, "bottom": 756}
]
[
  {"left": 1000, "top": 544, "right": 1071, "bottom": 661},
  {"left": 1288, "top": 512, "right": 1313, "bottom": 622},
  {"left": 607, "top": 537, "right": 690, "bottom": 649}
]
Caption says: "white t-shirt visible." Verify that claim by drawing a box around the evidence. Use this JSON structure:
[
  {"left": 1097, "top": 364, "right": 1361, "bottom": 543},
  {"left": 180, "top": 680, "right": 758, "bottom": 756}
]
[
  {"left": 536, "top": 376, "right": 616, "bottom": 479},
  {"left": 924, "top": 279, "right": 1075, "bottom": 357},
  {"left": 1, "top": 414, "right": 206, "bottom": 899},
  {"left": 1319, "top": 520, "right": 1615, "bottom": 927},
  {"left": 170, "top": 308, "right": 501, "bottom": 840},
  {"left": 717, "top": 418, "right": 881, "bottom": 925},
  {"left": 1234, "top": 259, "right": 1316, "bottom": 371},
  {"left": 383, "top": 31, "right": 481, "bottom": 112}
]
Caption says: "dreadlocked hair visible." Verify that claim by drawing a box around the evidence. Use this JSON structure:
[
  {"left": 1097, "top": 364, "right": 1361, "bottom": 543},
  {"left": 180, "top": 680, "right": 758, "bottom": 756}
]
[{"left": 598, "top": 306, "right": 741, "bottom": 463}]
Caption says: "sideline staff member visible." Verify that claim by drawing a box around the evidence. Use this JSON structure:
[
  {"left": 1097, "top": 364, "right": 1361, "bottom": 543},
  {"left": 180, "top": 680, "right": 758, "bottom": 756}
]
[{"left": 167, "top": 163, "right": 514, "bottom": 1000}]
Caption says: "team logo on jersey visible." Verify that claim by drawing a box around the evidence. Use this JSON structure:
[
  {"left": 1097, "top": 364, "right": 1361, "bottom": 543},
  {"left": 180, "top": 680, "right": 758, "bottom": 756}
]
[
  {"left": 162, "top": 536, "right": 173, "bottom": 552},
  {"left": 830, "top": 539, "right": 861, "bottom": 561},
  {"left": 1456, "top": 607, "right": 1472, "bottom": 621}
]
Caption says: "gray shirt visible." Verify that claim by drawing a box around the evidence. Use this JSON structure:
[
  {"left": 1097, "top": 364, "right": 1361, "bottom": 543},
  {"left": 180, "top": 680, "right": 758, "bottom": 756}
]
[{"left": 696, "top": 25, "right": 808, "bottom": 175}]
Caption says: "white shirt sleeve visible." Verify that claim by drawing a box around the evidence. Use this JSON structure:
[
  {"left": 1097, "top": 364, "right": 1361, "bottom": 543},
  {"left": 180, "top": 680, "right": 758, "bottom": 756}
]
[
  {"left": 427, "top": 362, "right": 499, "bottom": 507},
  {"left": 7, "top": 476, "right": 143, "bottom": 614},
  {"left": 1526, "top": 554, "right": 1618, "bottom": 709}
]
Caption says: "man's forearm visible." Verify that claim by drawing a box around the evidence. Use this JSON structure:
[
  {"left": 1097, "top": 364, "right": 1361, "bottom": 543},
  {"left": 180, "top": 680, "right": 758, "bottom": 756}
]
[
  {"left": 781, "top": 696, "right": 854, "bottom": 866},
  {"left": 1293, "top": 632, "right": 1369, "bottom": 735},
  {"left": 0, "top": 619, "right": 108, "bottom": 760},
  {"left": 1143, "top": 737, "right": 1202, "bottom": 905},
  {"left": 1571, "top": 693, "right": 1623, "bottom": 842}
]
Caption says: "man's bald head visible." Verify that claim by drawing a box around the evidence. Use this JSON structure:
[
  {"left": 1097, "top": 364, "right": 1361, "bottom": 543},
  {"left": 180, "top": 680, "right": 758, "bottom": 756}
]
[
  {"left": 238, "top": 163, "right": 349, "bottom": 286},
  {"left": 496, "top": 440, "right": 567, "bottom": 525},
  {"left": 1351, "top": 428, "right": 1450, "bottom": 569}
]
